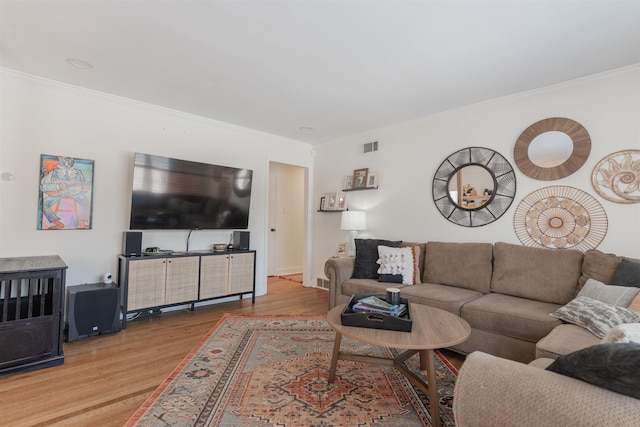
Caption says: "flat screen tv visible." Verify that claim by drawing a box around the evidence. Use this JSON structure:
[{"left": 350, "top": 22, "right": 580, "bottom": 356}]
[{"left": 129, "top": 153, "right": 253, "bottom": 230}]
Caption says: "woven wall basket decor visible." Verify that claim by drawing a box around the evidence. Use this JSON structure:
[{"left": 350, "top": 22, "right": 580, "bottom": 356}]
[
  {"left": 513, "top": 186, "right": 608, "bottom": 251},
  {"left": 591, "top": 149, "right": 640, "bottom": 204}
]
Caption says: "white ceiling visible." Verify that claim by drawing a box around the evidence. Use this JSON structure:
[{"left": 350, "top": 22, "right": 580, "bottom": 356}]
[{"left": 1, "top": 1, "right": 639, "bottom": 144}]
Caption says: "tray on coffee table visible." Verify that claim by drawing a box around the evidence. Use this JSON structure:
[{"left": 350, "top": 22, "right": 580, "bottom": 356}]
[{"left": 340, "top": 293, "right": 412, "bottom": 332}]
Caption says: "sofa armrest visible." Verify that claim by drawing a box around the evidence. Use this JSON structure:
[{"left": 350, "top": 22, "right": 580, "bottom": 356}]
[
  {"left": 324, "top": 257, "right": 355, "bottom": 309},
  {"left": 454, "top": 351, "right": 640, "bottom": 427}
]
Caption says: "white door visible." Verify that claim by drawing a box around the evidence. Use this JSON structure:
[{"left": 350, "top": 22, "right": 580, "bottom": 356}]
[
  {"left": 267, "top": 172, "right": 278, "bottom": 276},
  {"left": 268, "top": 162, "right": 305, "bottom": 278}
]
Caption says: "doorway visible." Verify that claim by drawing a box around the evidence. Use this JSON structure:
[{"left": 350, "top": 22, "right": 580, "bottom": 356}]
[{"left": 267, "top": 162, "right": 306, "bottom": 283}]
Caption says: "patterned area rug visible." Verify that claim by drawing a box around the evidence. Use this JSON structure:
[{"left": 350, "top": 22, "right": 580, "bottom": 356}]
[{"left": 126, "top": 315, "right": 458, "bottom": 427}]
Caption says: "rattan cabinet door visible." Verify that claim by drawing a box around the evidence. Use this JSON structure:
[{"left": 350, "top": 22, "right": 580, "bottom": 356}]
[
  {"left": 199, "top": 254, "right": 229, "bottom": 299},
  {"left": 229, "top": 252, "right": 255, "bottom": 294},
  {"left": 127, "top": 258, "right": 166, "bottom": 311},
  {"left": 165, "top": 257, "right": 199, "bottom": 305}
]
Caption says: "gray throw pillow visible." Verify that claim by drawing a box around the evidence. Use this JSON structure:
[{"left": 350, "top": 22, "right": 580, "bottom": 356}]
[
  {"left": 612, "top": 259, "right": 640, "bottom": 288},
  {"left": 550, "top": 296, "right": 640, "bottom": 338},
  {"left": 352, "top": 239, "right": 402, "bottom": 279},
  {"left": 546, "top": 343, "right": 640, "bottom": 399}
]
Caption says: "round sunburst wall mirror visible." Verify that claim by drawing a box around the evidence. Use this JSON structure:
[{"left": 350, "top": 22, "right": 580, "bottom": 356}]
[
  {"left": 433, "top": 147, "right": 516, "bottom": 227},
  {"left": 514, "top": 117, "right": 591, "bottom": 181}
]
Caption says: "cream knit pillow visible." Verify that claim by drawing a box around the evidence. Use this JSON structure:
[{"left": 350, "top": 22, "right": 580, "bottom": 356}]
[{"left": 377, "top": 245, "right": 420, "bottom": 285}]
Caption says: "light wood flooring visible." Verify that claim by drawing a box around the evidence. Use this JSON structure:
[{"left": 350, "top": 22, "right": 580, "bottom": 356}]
[{"left": 0, "top": 277, "right": 463, "bottom": 426}]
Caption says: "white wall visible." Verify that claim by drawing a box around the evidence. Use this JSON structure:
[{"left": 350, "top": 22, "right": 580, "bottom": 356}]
[
  {"left": 0, "top": 70, "right": 314, "bottom": 296},
  {"left": 313, "top": 66, "right": 640, "bottom": 280}
]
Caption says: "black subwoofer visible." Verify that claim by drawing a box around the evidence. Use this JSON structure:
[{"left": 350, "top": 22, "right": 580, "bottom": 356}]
[{"left": 66, "top": 283, "right": 121, "bottom": 342}]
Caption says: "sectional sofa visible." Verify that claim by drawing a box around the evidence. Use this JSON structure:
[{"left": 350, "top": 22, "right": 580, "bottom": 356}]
[
  {"left": 325, "top": 239, "right": 640, "bottom": 424},
  {"left": 325, "top": 240, "right": 639, "bottom": 362}
]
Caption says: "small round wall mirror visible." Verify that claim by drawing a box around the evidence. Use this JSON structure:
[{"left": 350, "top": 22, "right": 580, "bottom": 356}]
[
  {"left": 514, "top": 117, "right": 590, "bottom": 180},
  {"left": 448, "top": 165, "right": 496, "bottom": 210},
  {"left": 433, "top": 147, "right": 516, "bottom": 227}
]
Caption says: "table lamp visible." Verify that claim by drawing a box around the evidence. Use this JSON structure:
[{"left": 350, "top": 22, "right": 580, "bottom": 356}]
[{"left": 340, "top": 210, "right": 367, "bottom": 256}]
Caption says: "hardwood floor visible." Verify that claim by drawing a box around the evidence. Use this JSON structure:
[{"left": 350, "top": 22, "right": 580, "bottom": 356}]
[
  {"left": 0, "top": 277, "right": 464, "bottom": 426},
  {"left": 1, "top": 277, "right": 327, "bottom": 426}
]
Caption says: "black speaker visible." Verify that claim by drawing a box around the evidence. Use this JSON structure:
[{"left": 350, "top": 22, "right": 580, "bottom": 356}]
[
  {"left": 66, "top": 283, "right": 121, "bottom": 343},
  {"left": 232, "top": 231, "right": 250, "bottom": 250},
  {"left": 123, "top": 231, "right": 142, "bottom": 256}
]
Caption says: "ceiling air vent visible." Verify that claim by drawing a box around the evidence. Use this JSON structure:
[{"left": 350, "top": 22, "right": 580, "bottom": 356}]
[{"left": 361, "top": 141, "right": 378, "bottom": 154}]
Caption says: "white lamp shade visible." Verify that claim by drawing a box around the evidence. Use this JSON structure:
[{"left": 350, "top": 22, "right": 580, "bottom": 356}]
[{"left": 340, "top": 211, "right": 367, "bottom": 231}]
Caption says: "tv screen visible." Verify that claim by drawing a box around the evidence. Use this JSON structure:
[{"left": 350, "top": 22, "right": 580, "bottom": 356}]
[{"left": 129, "top": 153, "right": 253, "bottom": 230}]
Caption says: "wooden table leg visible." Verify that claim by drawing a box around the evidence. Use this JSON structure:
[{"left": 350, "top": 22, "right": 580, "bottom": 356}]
[
  {"left": 419, "top": 349, "right": 427, "bottom": 370},
  {"left": 425, "top": 349, "right": 441, "bottom": 427},
  {"left": 327, "top": 332, "right": 342, "bottom": 383}
]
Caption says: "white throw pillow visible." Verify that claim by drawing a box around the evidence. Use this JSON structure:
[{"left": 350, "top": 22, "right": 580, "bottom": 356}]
[
  {"left": 376, "top": 245, "right": 420, "bottom": 285},
  {"left": 602, "top": 323, "right": 640, "bottom": 344}
]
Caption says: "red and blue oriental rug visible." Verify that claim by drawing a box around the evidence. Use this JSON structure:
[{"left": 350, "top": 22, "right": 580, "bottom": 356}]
[{"left": 126, "top": 314, "right": 458, "bottom": 426}]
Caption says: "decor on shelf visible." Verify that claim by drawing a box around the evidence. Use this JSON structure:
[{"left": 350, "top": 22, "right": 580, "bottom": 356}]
[
  {"left": 323, "top": 192, "right": 337, "bottom": 210},
  {"left": 432, "top": 146, "right": 516, "bottom": 227},
  {"left": 343, "top": 175, "right": 353, "bottom": 190},
  {"left": 591, "top": 149, "right": 640, "bottom": 204},
  {"left": 125, "top": 315, "right": 457, "bottom": 427},
  {"left": 38, "top": 154, "right": 94, "bottom": 230},
  {"left": 340, "top": 210, "right": 367, "bottom": 256},
  {"left": 513, "top": 185, "right": 608, "bottom": 251},
  {"left": 319, "top": 192, "right": 348, "bottom": 211},
  {"left": 366, "top": 172, "right": 378, "bottom": 188},
  {"left": 336, "top": 192, "right": 348, "bottom": 210},
  {"left": 352, "top": 168, "right": 368, "bottom": 189},
  {"left": 335, "top": 241, "right": 348, "bottom": 257},
  {"left": 343, "top": 170, "right": 377, "bottom": 191},
  {"left": 514, "top": 117, "right": 591, "bottom": 181}
]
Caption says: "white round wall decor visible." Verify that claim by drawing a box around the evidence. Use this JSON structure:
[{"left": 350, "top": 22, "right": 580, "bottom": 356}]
[
  {"left": 591, "top": 149, "right": 640, "bottom": 204},
  {"left": 513, "top": 186, "right": 607, "bottom": 251}
]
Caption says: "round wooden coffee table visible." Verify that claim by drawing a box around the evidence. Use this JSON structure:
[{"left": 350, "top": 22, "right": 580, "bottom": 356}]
[{"left": 327, "top": 303, "right": 471, "bottom": 427}]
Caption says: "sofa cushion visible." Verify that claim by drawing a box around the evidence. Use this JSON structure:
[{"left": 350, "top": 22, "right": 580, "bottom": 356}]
[
  {"left": 423, "top": 241, "right": 493, "bottom": 293},
  {"left": 377, "top": 245, "right": 421, "bottom": 285},
  {"left": 536, "top": 324, "right": 600, "bottom": 359},
  {"left": 579, "top": 249, "right": 640, "bottom": 290},
  {"left": 399, "top": 283, "right": 483, "bottom": 316},
  {"left": 612, "top": 259, "right": 640, "bottom": 288},
  {"left": 528, "top": 357, "right": 554, "bottom": 369},
  {"left": 577, "top": 278, "right": 640, "bottom": 306},
  {"left": 342, "top": 278, "right": 406, "bottom": 298},
  {"left": 629, "top": 294, "right": 640, "bottom": 312},
  {"left": 550, "top": 296, "right": 640, "bottom": 338},
  {"left": 491, "top": 242, "right": 582, "bottom": 304},
  {"left": 579, "top": 249, "right": 621, "bottom": 288},
  {"left": 546, "top": 343, "right": 640, "bottom": 399},
  {"left": 461, "top": 293, "right": 562, "bottom": 342},
  {"left": 352, "top": 239, "right": 402, "bottom": 279}
]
